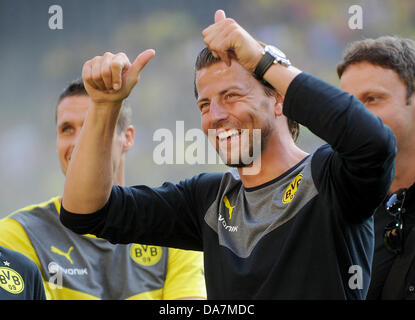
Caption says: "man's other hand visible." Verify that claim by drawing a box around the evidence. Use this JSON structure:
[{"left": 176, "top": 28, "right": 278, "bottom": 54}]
[{"left": 82, "top": 49, "right": 155, "bottom": 105}]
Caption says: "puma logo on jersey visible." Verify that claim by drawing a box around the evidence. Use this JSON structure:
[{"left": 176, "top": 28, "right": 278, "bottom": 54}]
[
  {"left": 223, "top": 196, "right": 236, "bottom": 220},
  {"left": 51, "top": 246, "right": 74, "bottom": 264}
]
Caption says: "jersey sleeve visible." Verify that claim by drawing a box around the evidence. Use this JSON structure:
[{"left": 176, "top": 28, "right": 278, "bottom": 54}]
[
  {"left": 61, "top": 172, "right": 223, "bottom": 250},
  {"left": 0, "top": 218, "right": 42, "bottom": 269},
  {"left": 284, "top": 72, "right": 396, "bottom": 222},
  {"left": 30, "top": 260, "right": 47, "bottom": 300},
  {"left": 162, "top": 248, "right": 206, "bottom": 300}
]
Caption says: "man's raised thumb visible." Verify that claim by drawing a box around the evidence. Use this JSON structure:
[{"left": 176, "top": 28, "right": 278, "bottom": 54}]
[
  {"left": 130, "top": 49, "right": 156, "bottom": 79},
  {"left": 214, "top": 9, "right": 226, "bottom": 23}
]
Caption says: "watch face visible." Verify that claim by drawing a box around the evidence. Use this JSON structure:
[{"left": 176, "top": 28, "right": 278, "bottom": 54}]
[{"left": 265, "top": 45, "right": 286, "bottom": 59}]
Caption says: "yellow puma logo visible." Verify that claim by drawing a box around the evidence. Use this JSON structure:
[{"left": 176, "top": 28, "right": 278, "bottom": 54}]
[
  {"left": 223, "top": 196, "right": 236, "bottom": 220},
  {"left": 51, "top": 246, "right": 74, "bottom": 264}
]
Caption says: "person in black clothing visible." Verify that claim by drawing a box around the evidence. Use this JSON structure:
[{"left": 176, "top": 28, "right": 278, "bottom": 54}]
[
  {"left": 338, "top": 36, "right": 415, "bottom": 299},
  {"left": 0, "top": 246, "right": 45, "bottom": 299},
  {"left": 60, "top": 10, "right": 396, "bottom": 299}
]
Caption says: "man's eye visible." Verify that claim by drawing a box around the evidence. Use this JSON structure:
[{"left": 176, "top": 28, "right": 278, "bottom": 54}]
[
  {"left": 366, "top": 96, "right": 378, "bottom": 103},
  {"left": 225, "top": 93, "right": 238, "bottom": 99},
  {"left": 61, "top": 126, "right": 74, "bottom": 134},
  {"left": 199, "top": 103, "right": 209, "bottom": 112}
]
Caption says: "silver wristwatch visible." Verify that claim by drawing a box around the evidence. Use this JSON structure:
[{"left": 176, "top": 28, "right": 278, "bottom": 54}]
[{"left": 263, "top": 45, "right": 291, "bottom": 67}]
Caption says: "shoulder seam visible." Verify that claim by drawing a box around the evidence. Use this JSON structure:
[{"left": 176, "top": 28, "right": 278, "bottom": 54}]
[{"left": 5, "top": 196, "right": 60, "bottom": 219}]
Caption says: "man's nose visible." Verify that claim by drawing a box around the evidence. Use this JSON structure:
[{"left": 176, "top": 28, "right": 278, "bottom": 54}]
[{"left": 209, "top": 99, "right": 229, "bottom": 124}]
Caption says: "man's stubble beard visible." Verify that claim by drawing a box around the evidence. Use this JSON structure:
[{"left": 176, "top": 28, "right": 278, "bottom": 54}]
[{"left": 218, "top": 119, "right": 273, "bottom": 168}]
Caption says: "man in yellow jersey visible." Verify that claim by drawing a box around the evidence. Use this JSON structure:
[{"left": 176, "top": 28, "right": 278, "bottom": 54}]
[{"left": 0, "top": 79, "right": 206, "bottom": 300}]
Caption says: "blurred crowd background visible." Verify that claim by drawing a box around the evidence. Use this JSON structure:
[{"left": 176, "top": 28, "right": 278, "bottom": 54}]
[{"left": 0, "top": 0, "right": 414, "bottom": 217}]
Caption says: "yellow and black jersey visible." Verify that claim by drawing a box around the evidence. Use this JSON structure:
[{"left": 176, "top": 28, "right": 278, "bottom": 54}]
[
  {"left": 0, "top": 197, "right": 206, "bottom": 300},
  {"left": 0, "top": 245, "right": 45, "bottom": 299}
]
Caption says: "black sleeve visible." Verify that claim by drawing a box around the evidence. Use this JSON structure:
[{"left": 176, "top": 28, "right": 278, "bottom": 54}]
[
  {"left": 60, "top": 172, "right": 223, "bottom": 250},
  {"left": 284, "top": 72, "right": 396, "bottom": 223}
]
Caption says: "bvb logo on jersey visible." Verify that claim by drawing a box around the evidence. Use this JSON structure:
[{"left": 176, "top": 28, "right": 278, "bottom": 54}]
[
  {"left": 0, "top": 267, "right": 24, "bottom": 294},
  {"left": 282, "top": 173, "right": 303, "bottom": 204},
  {"left": 130, "top": 244, "right": 163, "bottom": 266}
]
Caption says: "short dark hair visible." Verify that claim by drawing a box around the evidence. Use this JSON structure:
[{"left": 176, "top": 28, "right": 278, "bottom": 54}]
[
  {"left": 56, "top": 79, "right": 132, "bottom": 133},
  {"left": 194, "top": 47, "right": 299, "bottom": 142},
  {"left": 337, "top": 36, "right": 415, "bottom": 103}
]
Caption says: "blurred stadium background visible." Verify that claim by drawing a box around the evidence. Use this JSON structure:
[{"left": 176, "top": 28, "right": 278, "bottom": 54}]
[{"left": 0, "top": 0, "right": 414, "bottom": 217}]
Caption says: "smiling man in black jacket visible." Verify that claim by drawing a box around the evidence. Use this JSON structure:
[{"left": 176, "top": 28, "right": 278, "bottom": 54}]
[
  {"left": 60, "top": 10, "right": 396, "bottom": 299},
  {"left": 338, "top": 36, "right": 415, "bottom": 300}
]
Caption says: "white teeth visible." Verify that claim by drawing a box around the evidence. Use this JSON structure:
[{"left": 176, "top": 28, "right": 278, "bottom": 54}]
[{"left": 217, "top": 129, "right": 240, "bottom": 141}]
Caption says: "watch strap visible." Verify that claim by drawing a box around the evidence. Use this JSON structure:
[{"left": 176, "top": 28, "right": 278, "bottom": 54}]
[{"left": 253, "top": 52, "right": 275, "bottom": 81}]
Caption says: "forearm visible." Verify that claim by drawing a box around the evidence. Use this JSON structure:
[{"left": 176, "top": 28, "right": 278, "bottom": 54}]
[
  {"left": 60, "top": 50, "right": 154, "bottom": 216},
  {"left": 263, "top": 63, "right": 302, "bottom": 96},
  {"left": 285, "top": 73, "right": 396, "bottom": 220},
  {"left": 62, "top": 102, "right": 121, "bottom": 213}
]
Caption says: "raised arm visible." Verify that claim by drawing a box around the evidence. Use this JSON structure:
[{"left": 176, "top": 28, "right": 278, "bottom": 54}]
[
  {"left": 203, "top": 10, "right": 396, "bottom": 221},
  {"left": 62, "top": 50, "right": 155, "bottom": 214}
]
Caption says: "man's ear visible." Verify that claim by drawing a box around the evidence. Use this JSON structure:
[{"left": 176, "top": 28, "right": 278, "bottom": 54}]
[
  {"left": 273, "top": 91, "right": 284, "bottom": 117},
  {"left": 122, "top": 125, "right": 135, "bottom": 153}
]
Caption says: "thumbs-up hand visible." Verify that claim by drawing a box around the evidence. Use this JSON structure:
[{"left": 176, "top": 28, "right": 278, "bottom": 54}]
[
  {"left": 214, "top": 9, "right": 226, "bottom": 23},
  {"left": 82, "top": 49, "right": 155, "bottom": 105},
  {"left": 202, "top": 9, "right": 263, "bottom": 73}
]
